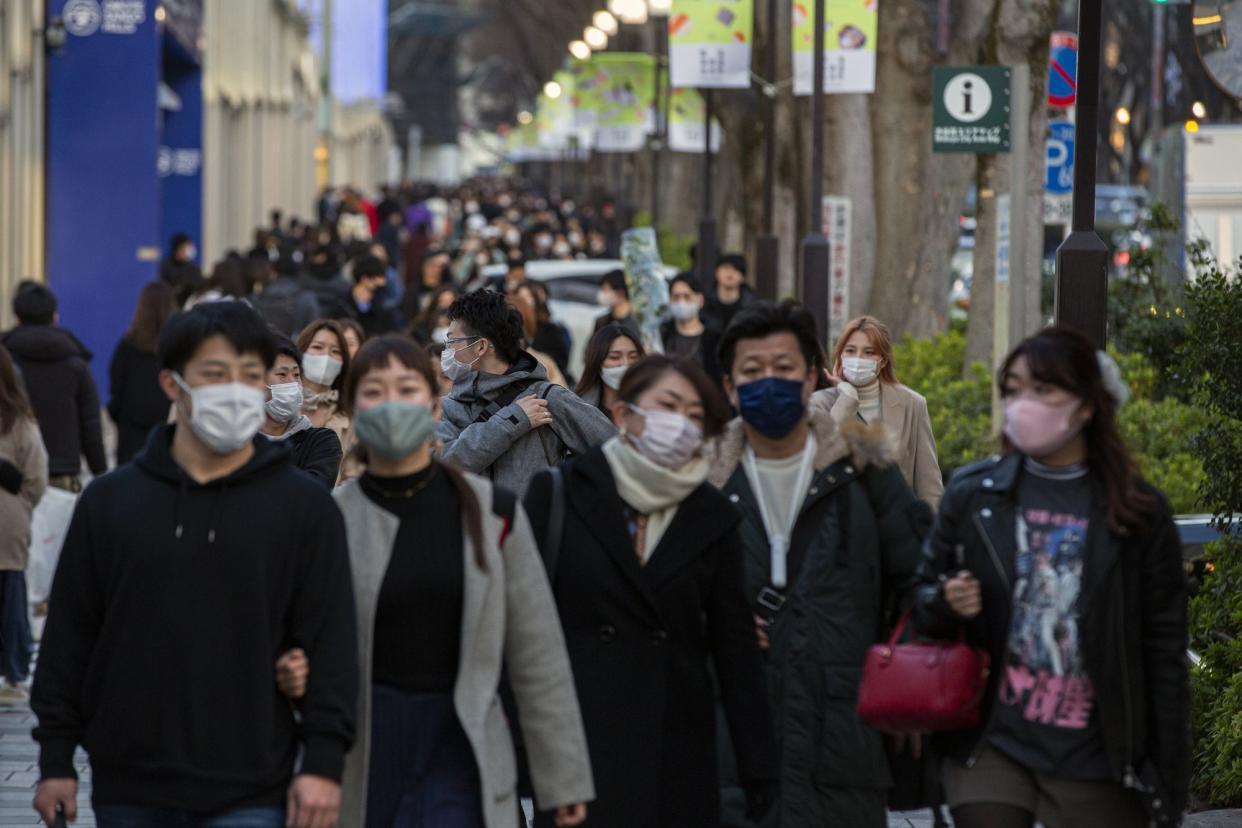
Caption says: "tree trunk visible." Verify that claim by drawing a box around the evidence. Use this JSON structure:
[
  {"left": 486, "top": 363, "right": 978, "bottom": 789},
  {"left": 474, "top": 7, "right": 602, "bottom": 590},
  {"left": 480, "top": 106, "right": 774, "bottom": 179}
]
[{"left": 963, "top": 0, "right": 1057, "bottom": 369}]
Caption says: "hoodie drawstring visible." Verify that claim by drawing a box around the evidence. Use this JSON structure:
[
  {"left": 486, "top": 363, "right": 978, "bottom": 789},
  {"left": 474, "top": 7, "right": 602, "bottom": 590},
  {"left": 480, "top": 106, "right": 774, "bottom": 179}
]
[{"left": 174, "top": 479, "right": 188, "bottom": 540}]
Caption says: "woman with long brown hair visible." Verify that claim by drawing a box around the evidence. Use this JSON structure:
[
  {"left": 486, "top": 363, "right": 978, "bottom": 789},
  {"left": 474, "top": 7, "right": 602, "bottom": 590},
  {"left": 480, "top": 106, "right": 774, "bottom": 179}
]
[
  {"left": 574, "top": 325, "right": 645, "bottom": 418},
  {"left": 278, "top": 335, "right": 594, "bottom": 828},
  {"left": 914, "top": 326, "right": 1188, "bottom": 828},
  {"left": 296, "top": 319, "right": 352, "bottom": 444},
  {"left": 108, "top": 282, "right": 179, "bottom": 464},
  {"left": 811, "top": 314, "right": 944, "bottom": 508},
  {"left": 0, "top": 343, "right": 47, "bottom": 702}
]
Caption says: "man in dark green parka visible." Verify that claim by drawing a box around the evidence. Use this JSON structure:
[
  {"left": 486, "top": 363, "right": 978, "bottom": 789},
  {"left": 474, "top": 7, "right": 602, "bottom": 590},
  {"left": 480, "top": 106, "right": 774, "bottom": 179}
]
[{"left": 709, "top": 301, "right": 929, "bottom": 827}]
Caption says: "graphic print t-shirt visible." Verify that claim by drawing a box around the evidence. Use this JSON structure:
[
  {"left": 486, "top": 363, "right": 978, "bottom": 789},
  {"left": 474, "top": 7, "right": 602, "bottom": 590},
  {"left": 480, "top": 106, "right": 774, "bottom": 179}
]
[{"left": 988, "top": 459, "right": 1112, "bottom": 780}]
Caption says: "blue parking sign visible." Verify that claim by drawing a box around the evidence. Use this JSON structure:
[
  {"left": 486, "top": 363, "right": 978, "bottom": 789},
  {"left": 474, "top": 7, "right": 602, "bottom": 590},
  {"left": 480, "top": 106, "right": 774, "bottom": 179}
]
[{"left": 1045, "top": 120, "right": 1075, "bottom": 195}]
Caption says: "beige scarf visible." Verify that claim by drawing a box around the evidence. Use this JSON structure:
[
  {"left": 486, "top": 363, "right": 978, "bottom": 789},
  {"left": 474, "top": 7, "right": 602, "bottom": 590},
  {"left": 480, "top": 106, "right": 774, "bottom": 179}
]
[{"left": 602, "top": 436, "right": 710, "bottom": 562}]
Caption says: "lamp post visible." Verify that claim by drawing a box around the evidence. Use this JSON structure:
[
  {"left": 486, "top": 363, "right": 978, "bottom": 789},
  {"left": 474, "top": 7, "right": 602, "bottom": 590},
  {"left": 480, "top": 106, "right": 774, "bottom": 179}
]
[
  {"left": 649, "top": 7, "right": 669, "bottom": 229},
  {"left": 1053, "top": 0, "right": 1107, "bottom": 348},
  {"left": 800, "top": 0, "right": 830, "bottom": 342},
  {"left": 697, "top": 89, "right": 718, "bottom": 290},
  {"left": 755, "top": 0, "right": 781, "bottom": 301}
]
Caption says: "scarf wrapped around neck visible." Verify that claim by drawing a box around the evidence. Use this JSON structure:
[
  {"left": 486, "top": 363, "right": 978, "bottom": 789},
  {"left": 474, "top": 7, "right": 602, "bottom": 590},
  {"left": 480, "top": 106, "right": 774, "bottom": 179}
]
[{"left": 602, "top": 436, "right": 710, "bottom": 562}]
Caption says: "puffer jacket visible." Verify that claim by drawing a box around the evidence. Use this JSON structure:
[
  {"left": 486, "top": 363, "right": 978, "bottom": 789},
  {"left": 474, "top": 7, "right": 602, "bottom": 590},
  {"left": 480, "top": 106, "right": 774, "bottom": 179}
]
[
  {"left": 706, "top": 410, "right": 929, "bottom": 827},
  {"left": 912, "top": 452, "right": 1190, "bottom": 822},
  {"left": 437, "top": 352, "right": 616, "bottom": 496}
]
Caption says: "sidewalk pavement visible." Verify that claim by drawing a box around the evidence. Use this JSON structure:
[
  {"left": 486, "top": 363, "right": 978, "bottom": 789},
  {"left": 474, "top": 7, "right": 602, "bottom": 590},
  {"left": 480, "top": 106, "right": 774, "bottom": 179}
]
[{"left": 0, "top": 700, "right": 93, "bottom": 827}]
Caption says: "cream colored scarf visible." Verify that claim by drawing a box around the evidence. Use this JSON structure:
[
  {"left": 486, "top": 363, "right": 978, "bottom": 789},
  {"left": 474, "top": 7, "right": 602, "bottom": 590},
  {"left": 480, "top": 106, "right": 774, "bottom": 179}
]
[{"left": 602, "top": 436, "right": 710, "bottom": 562}]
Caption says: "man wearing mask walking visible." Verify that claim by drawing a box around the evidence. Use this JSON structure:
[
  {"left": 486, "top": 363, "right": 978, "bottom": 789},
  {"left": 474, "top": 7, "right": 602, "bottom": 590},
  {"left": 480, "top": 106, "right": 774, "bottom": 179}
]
[
  {"left": 707, "top": 301, "right": 927, "bottom": 827},
  {"left": 31, "top": 302, "right": 358, "bottom": 828},
  {"left": 438, "top": 289, "right": 615, "bottom": 496}
]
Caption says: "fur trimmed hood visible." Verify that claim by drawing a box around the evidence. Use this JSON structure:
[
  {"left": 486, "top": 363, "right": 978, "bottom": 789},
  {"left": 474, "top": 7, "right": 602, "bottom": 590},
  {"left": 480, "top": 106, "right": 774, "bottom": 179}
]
[{"left": 706, "top": 406, "right": 894, "bottom": 489}]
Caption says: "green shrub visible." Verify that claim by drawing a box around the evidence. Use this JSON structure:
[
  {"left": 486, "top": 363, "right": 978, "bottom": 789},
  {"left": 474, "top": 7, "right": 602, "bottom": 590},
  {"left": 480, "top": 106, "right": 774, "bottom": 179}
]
[
  {"left": 1190, "top": 538, "right": 1242, "bottom": 807},
  {"left": 1181, "top": 247, "right": 1242, "bottom": 808},
  {"left": 893, "top": 329, "right": 994, "bottom": 479},
  {"left": 1118, "top": 397, "right": 1208, "bottom": 515}
]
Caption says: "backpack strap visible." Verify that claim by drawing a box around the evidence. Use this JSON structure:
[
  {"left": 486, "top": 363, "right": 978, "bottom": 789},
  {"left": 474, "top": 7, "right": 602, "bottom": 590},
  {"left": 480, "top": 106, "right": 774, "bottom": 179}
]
[
  {"left": 491, "top": 484, "right": 518, "bottom": 547},
  {"left": 470, "top": 377, "right": 539, "bottom": 426}
]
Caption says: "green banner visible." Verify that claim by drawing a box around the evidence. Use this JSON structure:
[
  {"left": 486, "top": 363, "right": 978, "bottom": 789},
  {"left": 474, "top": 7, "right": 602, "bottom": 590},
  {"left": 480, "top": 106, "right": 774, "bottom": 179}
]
[
  {"left": 590, "top": 53, "right": 656, "bottom": 153},
  {"left": 667, "top": 87, "right": 723, "bottom": 153},
  {"left": 668, "top": 0, "right": 753, "bottom": 88},
  {"left": 792, "top": 0, "right": 877, "bottom": 95}
]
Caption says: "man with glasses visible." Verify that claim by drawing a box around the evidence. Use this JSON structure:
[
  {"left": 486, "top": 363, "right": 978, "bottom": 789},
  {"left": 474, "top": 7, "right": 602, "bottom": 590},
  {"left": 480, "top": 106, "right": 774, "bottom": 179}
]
[{"left": 437, "top": 290, "right": 615, "bottom": 496}]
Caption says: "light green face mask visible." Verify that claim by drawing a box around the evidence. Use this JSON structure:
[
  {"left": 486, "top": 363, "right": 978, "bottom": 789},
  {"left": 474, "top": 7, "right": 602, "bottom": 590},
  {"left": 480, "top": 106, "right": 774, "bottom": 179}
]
[{"left": 353, "top": 401, "right": 436, "bottom": 461}]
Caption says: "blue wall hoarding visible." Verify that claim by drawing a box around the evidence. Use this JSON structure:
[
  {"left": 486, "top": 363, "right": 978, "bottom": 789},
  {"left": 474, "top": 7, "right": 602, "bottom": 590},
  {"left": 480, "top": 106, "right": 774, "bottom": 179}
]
[{"left": 47, "top": 0, "right": 202, "bottom": 394}]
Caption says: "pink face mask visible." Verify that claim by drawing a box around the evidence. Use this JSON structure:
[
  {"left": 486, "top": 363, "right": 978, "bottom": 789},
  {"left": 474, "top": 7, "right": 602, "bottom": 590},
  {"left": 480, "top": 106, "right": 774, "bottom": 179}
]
[{"left": 1003, "top": 396, "right": 1085, "bottom": 458}]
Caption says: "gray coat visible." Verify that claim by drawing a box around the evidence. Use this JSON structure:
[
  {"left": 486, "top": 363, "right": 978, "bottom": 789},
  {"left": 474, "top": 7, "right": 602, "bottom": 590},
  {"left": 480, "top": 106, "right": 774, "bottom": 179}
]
[
  {"left": 437, "top": 353, "right": 616, "bottom": 496},
  {"left": 333, "top": 474, "right": 595, "bottom": 828}
]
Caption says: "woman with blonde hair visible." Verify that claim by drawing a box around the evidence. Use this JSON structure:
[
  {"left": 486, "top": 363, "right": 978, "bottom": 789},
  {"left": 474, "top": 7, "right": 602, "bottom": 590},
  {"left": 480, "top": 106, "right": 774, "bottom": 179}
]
[{"left": 811, "top": 314, "right": 944, "bottom": 508}]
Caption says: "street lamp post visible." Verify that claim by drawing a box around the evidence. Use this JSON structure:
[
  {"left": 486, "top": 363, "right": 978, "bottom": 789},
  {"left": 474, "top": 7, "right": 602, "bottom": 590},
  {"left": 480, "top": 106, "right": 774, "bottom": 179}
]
[
  {"left": 1054, "top": 0, "right": 1108, "bottom": 348},
  {"left": 755, "top": 0, "right": 781, "bottom": 301},
  {"left": 650, "top": 16, "right": 667, "bottom": 229},
  {"left": 697, "top": 89, "right": 718, "bottom": 290},
  {"left": 800, "top": 0, "right": 830, "bottom": 342}
]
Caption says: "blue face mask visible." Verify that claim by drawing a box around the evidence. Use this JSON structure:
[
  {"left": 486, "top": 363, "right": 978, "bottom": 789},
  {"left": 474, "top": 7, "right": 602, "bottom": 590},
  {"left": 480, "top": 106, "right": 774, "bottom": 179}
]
[{"left": 736, "top": 376, "right": 807, "bottom": 439}]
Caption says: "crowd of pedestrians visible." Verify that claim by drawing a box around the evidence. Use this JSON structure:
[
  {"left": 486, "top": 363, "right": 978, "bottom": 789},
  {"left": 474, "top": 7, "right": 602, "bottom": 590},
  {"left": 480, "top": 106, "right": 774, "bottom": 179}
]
[{"left": 0, "top": 180, "right": 1190, "bottom": 828}]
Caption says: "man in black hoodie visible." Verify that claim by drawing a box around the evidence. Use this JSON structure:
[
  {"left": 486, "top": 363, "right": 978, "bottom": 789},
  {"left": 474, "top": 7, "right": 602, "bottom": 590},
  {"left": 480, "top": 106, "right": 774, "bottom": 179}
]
[
  {"left": 31, "top": 302, "right": 358, "bottom": 828},
  {"left": 1, "top": 282, "right": 107, "bottom": 491}
]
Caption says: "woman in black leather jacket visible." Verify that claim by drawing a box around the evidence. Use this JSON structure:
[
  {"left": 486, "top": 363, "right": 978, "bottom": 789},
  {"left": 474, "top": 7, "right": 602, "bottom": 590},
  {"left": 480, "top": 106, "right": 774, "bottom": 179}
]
[{"left": 914, "top": 327, "right": 1189, "bottom": 828}]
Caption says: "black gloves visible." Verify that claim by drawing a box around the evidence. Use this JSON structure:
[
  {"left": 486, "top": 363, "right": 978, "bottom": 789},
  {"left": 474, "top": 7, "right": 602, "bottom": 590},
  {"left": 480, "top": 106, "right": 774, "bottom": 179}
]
[
  {"left": 0, "top": 460, "right": 21, "bottom": 496},
  {"left": 743, "top": 779, "right": 780, "bottom": 824}
]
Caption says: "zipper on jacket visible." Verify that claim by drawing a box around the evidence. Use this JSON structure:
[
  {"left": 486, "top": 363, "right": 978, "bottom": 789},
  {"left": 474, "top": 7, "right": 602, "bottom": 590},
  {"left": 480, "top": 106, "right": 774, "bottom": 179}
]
[
  {"left": 965, "top": 510, "right": 1013, "bottom": 768},
  {"left": 1114, "top": 574, "right": 1141, "bottom": 794}
]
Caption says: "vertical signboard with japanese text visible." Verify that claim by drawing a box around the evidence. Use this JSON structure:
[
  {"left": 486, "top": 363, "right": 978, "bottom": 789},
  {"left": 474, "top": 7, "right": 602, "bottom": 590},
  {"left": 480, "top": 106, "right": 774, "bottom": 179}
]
[
  {"left": 821, "top": 196, "right": 852, "bottom": 345},
  {"left": 793, "top": 0, "right": 877, "bottom": 95},
  {"left": 668, "top": 0, "right": 753, "bottom": 89}
]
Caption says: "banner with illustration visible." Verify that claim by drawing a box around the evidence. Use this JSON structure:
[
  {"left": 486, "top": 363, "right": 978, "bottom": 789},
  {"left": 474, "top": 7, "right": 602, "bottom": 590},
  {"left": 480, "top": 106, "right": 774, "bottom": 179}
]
[
  {"left": 536, "top": 71, "right": 577, "bottom": 152},
  {"left": 792, "top": 0, "right": 877, "bottom": 95},
  {"left": 667, "top": 88, "right": 723, "bottom": 153},
  {"left": 507, "top": 121, "right": 553, "bottom": 162},
  {"left": 589, "top": 53, "right": 656, "bottom": 153},
  {"left": 668, "top": 0, "right": 753, "bottom": 89}
]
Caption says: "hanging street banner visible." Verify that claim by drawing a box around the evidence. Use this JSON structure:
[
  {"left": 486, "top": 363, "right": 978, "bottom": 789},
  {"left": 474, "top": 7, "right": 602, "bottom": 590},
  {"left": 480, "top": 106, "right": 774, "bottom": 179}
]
[
  {"left": 591, "top": 53, "right": 657, "bottom": 153},
  {"left": 932, "top": 66, "right": 1012, "bottom": 153},
  {"left": 507, "top": 122, "right": 553, "bottom": 162},
  {"left": 667, "top": 87, "right": 724, "bottom": 152},
  {"left": 821, "top": 196, "right": 852, "bottom": 346},
  {"left": 537, "top": 71, "right": 577, "bottom": 152},
  {"left": 668, "top": 0, "right": 753, "bottom": 89},
  {"left": 793, "top": 0, "right": 878, "bottom": 95},
  {"left": 568, "top": 57, "right": 601, "bottom": 152}
]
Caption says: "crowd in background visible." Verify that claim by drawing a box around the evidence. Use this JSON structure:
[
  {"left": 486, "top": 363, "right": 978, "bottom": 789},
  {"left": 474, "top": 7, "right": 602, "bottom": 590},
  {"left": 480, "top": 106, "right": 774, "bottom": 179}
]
[{"left": 0, "top": 178, "right": 1191, "bottom": 828}]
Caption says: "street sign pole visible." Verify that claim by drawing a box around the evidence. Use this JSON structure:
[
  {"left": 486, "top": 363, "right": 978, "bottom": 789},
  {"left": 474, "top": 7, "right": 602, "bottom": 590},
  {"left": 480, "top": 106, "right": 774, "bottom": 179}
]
[
  {"left": 755, "top": 0, "right": 781, "bottom": 302},
  {"left": 801, "top": 0, "right": 831, "bottom": 344},
  {"left": 697, "top": 89, "right": 718, "bottom": 291},
  {"left": 1054, "top": 0, "right": 1108, "bottom": 349}
]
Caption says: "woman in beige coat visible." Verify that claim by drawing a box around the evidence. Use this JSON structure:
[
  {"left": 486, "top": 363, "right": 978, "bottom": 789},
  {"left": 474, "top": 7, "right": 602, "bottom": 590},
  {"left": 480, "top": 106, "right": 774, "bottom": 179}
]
[
  {"left": 279, "top": 335, "right": 592, "bottom": 828},
  {"left": 811, "top": 315, "right": 944, "bottom": 509},
  {"left": 0, "top": 344, "right": 47, "bottom": 702}
]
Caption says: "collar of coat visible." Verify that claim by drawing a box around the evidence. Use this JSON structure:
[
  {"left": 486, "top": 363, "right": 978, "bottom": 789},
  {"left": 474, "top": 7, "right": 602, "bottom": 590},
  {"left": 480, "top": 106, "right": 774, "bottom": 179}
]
[{"left": 707, "top": 406, "right": 894, "bottom": 489}]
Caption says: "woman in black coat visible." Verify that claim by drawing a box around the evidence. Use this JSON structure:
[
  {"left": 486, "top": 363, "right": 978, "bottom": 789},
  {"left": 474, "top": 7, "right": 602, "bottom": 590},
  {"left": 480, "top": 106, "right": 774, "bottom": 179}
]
[
  {"left": 524, "top": 355, "right": 779, "bottom": 828},
  {"left": 914, "top": 328, "right": 1189, "bottom": 828},
  {"left": 108, "top": 282, "right": 178, "bottom": 464}
]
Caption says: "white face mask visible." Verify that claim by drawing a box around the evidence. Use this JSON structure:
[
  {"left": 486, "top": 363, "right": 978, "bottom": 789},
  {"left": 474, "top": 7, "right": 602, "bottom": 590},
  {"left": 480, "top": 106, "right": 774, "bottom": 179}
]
[
  {"left": 173, "top": 374, "right": 266, "bottom": 455},
  {"left": 669, "top": 301, "right": 699, "bottom": 322},
  {"left": 441, "top": 340, "right": 482, "bottom": 383},
  {"left": 842, "top": 356, "right": 880, "bottom": 386},
  {"left": 266, "top": 382, "right": 304, "bottom": 423},
  {"left": 596, "top": 289, "right": 615, "bottom": 308},
  {"left": 301, "top": 353, "right": 343, "bottom": 386},
  {"left": 504, "top": 229, "right": 522, "bottom": 247},
  {"left": 629, "top": 405, "right": 703, "bottom": 469},
  {"left": 600, "top": 364, "right": 628, "bottom": 391},
  {"left": 553, "top": 241, "right": 572, "bottom": 258}
]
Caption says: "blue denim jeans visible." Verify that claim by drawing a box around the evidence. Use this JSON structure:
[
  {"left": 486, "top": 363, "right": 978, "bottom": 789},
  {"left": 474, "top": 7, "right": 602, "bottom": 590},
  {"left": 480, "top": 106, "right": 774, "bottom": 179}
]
[
  {"left": 94, "top": 805, "right": 284, "bottom": 828},
  {"left": 0, "top": 570, "right": 32, "bottom": 683}
]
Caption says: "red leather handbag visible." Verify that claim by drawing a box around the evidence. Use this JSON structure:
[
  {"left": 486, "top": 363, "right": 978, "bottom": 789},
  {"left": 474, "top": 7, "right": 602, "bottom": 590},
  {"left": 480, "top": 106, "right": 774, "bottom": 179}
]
[{"left": 856, "top": 610, "right": 991, "bottom": 733}]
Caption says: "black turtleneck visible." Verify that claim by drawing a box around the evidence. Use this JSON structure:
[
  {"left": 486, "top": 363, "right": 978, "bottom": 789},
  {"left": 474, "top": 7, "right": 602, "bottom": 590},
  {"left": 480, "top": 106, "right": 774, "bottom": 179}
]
[{"left": 360, "top": 463, "right": 463, "bottom": 692}]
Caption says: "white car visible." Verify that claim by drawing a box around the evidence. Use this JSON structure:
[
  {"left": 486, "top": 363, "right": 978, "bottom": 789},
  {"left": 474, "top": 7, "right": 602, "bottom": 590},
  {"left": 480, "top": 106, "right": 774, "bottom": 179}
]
[{"left": 478, "top": 259, "right": 677, "bottom": 378}]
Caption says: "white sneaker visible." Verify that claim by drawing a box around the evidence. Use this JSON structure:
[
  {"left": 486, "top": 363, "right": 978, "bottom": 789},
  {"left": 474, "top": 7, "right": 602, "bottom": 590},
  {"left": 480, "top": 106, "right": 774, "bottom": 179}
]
[{"left": 0, "top": 683, "right": 29, "bottom": 703}]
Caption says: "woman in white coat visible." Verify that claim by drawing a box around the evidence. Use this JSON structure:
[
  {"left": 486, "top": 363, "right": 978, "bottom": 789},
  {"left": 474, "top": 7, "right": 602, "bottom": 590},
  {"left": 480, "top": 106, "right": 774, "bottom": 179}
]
[{"left": 811, "top": 315, "right": 944, "bottom": 509}]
